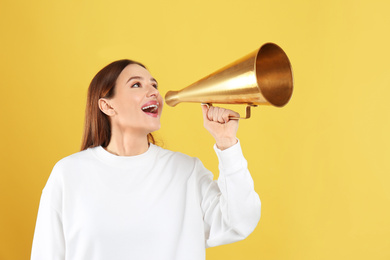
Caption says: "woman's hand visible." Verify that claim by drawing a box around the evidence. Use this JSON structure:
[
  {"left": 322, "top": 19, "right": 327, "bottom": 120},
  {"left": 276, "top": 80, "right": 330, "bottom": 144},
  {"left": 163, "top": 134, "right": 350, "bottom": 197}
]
[{"left": 201, "top": 104, "right": 240, "bottom": 150}]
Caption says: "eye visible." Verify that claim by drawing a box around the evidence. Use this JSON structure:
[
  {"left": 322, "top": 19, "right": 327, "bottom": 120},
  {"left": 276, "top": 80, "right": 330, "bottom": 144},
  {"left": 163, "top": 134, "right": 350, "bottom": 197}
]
[
  {"left": 152, "top": 83, "right": 158, "bottom": 89},
  {"left": 131, "top": 82, "right": 141, "bottom": 88}
]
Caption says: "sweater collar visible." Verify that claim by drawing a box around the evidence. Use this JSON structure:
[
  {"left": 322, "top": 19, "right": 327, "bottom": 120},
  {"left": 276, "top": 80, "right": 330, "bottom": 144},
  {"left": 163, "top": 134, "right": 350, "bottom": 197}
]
[{"left": 89, "top": 144, "right": 158, "bottom": 169}]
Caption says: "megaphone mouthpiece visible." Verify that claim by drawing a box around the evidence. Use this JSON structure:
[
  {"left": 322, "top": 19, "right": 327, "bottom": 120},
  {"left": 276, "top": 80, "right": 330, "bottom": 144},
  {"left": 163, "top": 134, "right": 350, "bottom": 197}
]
[{"left": 165, "top": 91, "right": 180, "bottom": 107}]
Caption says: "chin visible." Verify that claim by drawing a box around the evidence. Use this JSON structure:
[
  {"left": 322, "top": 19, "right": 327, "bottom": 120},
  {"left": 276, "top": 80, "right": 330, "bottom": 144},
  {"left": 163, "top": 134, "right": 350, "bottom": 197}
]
[{"left": 149, "top": 123, "right": 161, "bottom": 133}]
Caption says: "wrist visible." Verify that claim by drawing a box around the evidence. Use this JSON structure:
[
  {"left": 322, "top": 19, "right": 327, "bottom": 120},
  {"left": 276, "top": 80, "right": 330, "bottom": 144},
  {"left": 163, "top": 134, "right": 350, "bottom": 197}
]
[{"left": 215, "top": 137, "right": 238, "bottom": 150}]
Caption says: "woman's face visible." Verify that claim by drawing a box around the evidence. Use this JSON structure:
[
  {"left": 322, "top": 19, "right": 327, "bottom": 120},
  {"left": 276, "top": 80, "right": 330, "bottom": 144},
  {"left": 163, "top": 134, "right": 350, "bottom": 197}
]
[{"left": 107, "top": 64, "right": 163, "bottom": 136}]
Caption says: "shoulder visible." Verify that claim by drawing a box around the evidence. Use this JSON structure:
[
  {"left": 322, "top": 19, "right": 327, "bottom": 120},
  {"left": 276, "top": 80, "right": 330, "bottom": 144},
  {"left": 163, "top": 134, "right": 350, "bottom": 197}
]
[
  {"left": 153, "top": 144, "right": 196, "bottom": 162},
  {"left": 44, "top": 148, "right": 97, "bottom": 190},
  {"left": 53, "top": 148, "right": 94, "bottom": 170},
  {"left": 49, "top": 148, "right": 98, "bottom": 180},
  {"left": 40, "top": 150, "right": 93, "bottom": 210},
  {"left": 152, "top": 145, "right": 212, "bottom": 182},
  {"left": 153, "top": 145, "right": 200, "bottom": 168}
]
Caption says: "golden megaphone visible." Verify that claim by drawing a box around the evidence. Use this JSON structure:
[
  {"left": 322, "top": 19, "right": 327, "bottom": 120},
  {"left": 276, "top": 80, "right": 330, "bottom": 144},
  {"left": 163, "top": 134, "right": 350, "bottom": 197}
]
[{"left": 165, "top": 42, "right": 293, "bottom": 119}]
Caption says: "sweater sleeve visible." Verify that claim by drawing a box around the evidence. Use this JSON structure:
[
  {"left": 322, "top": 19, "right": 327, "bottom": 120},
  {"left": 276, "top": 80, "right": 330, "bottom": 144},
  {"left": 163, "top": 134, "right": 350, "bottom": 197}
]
[
  {"left": 31, "top": 165, "right": 65, "bottom": 260},
  {"left": 197, "top": 140, "right": 261, "bottom": 248}
]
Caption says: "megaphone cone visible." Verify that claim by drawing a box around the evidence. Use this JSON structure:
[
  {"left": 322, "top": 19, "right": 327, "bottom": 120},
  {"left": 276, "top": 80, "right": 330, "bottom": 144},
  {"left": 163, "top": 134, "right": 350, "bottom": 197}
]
[{"left": 165, "top": 43, "right": 293, "bottom": 111}]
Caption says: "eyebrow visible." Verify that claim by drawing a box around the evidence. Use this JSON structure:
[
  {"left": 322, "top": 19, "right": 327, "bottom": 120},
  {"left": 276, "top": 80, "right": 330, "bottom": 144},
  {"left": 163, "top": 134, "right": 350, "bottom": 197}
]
[{"left": 126, "top": 76, "right": 158, "bottom": 84}]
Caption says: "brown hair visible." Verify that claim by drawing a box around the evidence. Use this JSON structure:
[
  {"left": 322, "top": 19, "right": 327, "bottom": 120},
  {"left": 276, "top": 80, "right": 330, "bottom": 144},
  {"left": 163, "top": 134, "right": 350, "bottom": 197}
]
[{"left": 80, "top": 59, "right": 155, "bottom": 151}]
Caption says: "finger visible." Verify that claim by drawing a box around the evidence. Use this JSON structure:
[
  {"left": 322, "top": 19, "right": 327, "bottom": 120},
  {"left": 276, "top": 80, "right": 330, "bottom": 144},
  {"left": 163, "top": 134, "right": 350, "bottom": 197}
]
[
  {"left": 201, "top": 104, "right": 209, "bottom": 121},
  {"left": 222, "top": 109, "right": 230, "bottom": 123},
  {"left": 223, "top": 109, "right": 240, "bottom": 122},
  {"left": 207, "top": 106, "right": 215, "bottom": 121},
  {"left": 212, "top": 107, "right": 219, "bottom": 122},
  {"left": 217, "top": 107, "right": 226, "bottom": 123},
  {"left": 212, "top": 107, "right": 226, "bottom": 123}
]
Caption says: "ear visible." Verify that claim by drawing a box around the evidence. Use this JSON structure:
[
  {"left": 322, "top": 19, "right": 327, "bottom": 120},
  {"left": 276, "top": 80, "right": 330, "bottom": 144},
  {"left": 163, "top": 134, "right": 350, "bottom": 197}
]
[{"left": 98, "top": 98, "right": 116, "bottom": 116}]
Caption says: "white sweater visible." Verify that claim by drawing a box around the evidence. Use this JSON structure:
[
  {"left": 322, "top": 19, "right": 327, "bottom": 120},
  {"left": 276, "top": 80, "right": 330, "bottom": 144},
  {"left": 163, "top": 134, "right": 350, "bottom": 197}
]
[{"left": 31, "top": 141, "right": 261, "bottom": 260}]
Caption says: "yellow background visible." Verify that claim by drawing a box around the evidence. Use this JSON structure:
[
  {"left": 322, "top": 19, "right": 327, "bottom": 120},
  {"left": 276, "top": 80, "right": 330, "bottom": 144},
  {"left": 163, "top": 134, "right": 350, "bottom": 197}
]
[{"left": 1, "top": 0, "right": 389, "bottom": 259}]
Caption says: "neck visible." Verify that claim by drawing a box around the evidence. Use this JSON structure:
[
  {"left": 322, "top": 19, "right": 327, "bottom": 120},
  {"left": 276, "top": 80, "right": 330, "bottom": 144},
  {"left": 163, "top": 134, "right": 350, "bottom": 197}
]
[{"left": 104, "top": 127, "right": 150, "bottom": 156}]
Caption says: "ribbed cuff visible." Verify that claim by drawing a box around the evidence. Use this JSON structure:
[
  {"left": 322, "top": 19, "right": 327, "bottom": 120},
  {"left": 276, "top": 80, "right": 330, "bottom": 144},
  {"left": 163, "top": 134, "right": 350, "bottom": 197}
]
[{"left": 213, "top": 139, "right": 247, "bottom": 175}]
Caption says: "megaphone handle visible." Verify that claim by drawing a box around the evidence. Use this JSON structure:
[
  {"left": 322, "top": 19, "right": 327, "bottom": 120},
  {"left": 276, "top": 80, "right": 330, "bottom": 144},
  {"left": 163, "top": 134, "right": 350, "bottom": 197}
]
[
  {"left": 230, "top": 104, "right": 257, "bottom": 120},
  {"left": 201, "top": 103, "right": 257, "bottom": 120}
]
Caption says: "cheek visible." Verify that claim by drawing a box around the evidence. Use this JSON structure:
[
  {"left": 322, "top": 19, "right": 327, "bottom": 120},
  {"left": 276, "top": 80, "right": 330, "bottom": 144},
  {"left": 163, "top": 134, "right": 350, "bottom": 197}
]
[
  {"left": 115, "top": 97, "right": 141, "bottom": 116},
  {"left": 158, "top": 96, "right": 164, "bottom": 112}
]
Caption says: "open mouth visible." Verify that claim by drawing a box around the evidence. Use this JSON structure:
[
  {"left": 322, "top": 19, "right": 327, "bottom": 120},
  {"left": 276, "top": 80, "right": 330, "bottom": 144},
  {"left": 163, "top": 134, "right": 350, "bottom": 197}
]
[{"left": 141, "top": 103, "right": 159, "bottom": 115}]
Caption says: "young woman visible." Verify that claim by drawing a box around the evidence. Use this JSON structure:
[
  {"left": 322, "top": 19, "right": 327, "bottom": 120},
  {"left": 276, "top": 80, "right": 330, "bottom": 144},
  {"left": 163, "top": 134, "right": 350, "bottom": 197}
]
[{"left": 31, "top": 59, "right": 261, "bottom": 260}]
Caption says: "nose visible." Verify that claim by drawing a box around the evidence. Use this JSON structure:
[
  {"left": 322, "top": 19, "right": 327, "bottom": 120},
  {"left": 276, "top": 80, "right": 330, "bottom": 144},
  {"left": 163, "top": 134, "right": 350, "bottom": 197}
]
[{"left": 146, "top": 84, "right": 159, "bottom": 98}]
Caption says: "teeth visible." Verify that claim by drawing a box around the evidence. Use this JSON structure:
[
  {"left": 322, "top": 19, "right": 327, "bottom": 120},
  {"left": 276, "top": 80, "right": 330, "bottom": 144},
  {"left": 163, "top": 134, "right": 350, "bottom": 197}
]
[
  {"left": 142, "top": 104, "right": 159, "bottom": 114},
  {"left": 142, "top": 104, "right": 158, "bottom": 111}
]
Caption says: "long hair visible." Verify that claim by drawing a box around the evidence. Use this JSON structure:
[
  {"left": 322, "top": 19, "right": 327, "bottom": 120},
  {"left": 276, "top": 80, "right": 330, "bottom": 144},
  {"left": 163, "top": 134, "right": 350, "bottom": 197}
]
[{"left": 80, "top": 59, "right": 155, "bottom": 151}]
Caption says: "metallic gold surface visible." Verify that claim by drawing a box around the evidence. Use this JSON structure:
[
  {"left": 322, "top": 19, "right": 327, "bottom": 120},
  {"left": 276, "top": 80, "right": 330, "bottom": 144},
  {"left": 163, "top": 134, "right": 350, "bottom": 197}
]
[{"left": 165, "top": 43, "right": 294, "bottom": 109}]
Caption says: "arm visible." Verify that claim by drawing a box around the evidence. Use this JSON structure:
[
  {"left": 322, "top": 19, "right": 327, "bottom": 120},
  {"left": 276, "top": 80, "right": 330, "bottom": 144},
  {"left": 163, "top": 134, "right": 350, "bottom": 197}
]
[
  {"left": 31, "top": 167, "right": 65, "bottom": 260},
  {"left": 199, "top": 105, "right": 261, "bottom": 247}
]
